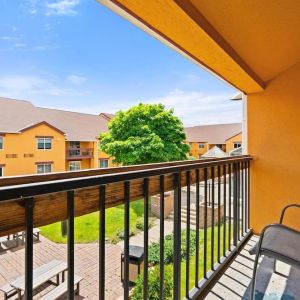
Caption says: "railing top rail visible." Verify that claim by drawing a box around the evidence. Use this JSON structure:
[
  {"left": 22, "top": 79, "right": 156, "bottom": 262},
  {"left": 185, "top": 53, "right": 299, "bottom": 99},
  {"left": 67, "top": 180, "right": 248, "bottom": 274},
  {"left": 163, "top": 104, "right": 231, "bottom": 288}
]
[{"left": 0, "top": 155, "right": 251, "bottom": 202}]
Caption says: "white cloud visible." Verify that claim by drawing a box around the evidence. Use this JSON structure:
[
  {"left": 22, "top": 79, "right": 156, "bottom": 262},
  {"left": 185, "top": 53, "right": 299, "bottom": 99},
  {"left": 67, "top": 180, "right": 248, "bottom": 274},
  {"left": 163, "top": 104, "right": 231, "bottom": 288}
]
[
  {"left": 145, "top": 89, "right": 242, "bottom": 126},
  {"left": 0, "top": 75, "right": 87, "bottom": 99},
  {"left": 66, "top": 89, "right": 242, "bottom": 126},
  {"left": 45, "top": 0, "right": 81, "bottom": 16},
  {"left": 67, "top": 74, "right": 86, "bottom": 85}
]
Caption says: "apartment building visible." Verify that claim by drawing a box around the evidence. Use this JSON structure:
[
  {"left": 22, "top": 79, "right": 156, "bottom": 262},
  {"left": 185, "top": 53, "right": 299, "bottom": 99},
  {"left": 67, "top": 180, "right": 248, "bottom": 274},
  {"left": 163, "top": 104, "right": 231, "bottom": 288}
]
[
  {"left": 185, "top": 123, "right": 242, "bottom": 158},
  {"left": 0, "top": 97, "right": 113, "bottom": 176}
]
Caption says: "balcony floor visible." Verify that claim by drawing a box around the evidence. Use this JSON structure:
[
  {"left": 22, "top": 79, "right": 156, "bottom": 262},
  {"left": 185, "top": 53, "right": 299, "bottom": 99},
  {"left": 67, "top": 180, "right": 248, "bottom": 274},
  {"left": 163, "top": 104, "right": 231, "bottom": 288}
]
[{"left": 204, "top": 235, "right": 300, "bottom": 300}]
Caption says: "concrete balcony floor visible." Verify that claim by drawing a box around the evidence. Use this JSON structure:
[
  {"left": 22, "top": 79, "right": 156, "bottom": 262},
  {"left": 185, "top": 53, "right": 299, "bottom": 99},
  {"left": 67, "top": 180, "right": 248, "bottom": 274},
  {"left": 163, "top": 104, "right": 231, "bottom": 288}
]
[{"left": 205, "top": 235, "right": 300, "bottom": 300}]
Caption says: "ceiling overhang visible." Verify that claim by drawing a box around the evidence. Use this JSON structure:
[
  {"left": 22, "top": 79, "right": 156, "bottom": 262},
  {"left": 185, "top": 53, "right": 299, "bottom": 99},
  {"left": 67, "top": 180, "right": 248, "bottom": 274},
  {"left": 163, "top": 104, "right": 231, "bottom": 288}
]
[{"left": 98, "top": 0, "right": 266, "bottom": 93}]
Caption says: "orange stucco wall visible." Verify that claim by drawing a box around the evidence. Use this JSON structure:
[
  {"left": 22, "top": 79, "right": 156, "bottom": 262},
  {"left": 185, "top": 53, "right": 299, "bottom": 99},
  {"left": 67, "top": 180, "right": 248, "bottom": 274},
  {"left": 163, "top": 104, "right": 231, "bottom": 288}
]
[
  {"left": 226, "top": 133, "right": 242, "bottom": 153},
  {"left": 0, "top": 124, "right": 66, "bottom": 176},
  {"left": 0, "top": 128, "right": 114, "bottom": 176},
  {"left": 248, "top": 63, "right": 300, "bottom": 233},
  {"left": 189, "top": 142, "right": 209, "bottom": 158}
]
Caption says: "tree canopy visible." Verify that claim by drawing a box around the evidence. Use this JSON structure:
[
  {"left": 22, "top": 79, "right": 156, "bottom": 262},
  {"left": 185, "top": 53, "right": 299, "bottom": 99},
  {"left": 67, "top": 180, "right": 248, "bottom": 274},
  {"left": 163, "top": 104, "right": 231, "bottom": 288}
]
[{"left": 100, "top": 103, "right": 190, "bottom": 165}]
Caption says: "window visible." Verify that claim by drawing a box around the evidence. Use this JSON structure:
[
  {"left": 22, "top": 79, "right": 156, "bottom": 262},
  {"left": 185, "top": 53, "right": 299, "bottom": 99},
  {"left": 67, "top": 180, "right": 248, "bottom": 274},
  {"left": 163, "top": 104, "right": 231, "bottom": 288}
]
[
  {"left": 70, "top": 141, "right": 80, "bottom": 148},
  {"left": 198, "top": 143, "right": 205, "bottom": 149},
  {"left": 99, "top": 159, "right": 109, "bottom": 168},
  {"left": 234, "top": 142, "right": 242, "bottom": 149},
  {"left": 37, "top": 138, "right": 52, "bottom": 150},
  {"left": 37, "top": 163, "right": 52, "bottom": 174},
  {"left": 0, "top": 137, "right": 3, "bottom": 150},
  {"left": 69, "top": 161, "right": 81, "bottom": 171},
  {"left": 0, "top": 166, "right": 4, "bottom": 177}
]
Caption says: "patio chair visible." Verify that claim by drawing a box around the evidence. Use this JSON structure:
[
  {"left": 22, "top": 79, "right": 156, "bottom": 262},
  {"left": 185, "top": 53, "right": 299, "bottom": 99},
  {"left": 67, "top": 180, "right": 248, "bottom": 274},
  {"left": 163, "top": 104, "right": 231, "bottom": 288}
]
[{"left": 249, "top": 204, "right": 300, "bottom": 300}]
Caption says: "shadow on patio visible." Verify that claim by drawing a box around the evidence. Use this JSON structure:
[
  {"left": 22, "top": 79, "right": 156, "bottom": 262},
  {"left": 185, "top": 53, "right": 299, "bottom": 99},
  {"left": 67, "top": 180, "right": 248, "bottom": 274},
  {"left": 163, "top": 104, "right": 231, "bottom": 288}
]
[{"left": 205, "top": 236, "right": 300, "bottom": 300}]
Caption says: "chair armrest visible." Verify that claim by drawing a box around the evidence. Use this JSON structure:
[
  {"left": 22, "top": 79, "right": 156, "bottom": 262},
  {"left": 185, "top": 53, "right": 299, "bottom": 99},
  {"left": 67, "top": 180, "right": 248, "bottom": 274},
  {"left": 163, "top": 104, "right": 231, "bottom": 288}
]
[
  {"left": 279, "top": 204, "right": 300, "bottom": 224},
  {"left": 249, "top": 223, "right": 300, "bottom": 255}
]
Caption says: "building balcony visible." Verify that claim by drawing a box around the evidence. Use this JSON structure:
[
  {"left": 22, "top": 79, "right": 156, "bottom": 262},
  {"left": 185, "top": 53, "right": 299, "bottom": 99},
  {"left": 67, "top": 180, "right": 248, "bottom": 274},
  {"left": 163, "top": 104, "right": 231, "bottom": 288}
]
[
  {"left": 66, "top": 148, "right": 94, "bottom": 159},
  {"left": 0, "top": 156, "right": 299, "bottom": 299}
]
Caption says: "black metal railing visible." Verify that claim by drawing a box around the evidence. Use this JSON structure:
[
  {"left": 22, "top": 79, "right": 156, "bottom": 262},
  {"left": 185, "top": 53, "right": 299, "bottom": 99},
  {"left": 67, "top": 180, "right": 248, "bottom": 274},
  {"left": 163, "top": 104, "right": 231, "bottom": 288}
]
[
  {"left": 66, "top": 147, "right": 94, "bottom": 159},
  {"left": 0, "top": 156, "right": 251, "bottom": 299}
]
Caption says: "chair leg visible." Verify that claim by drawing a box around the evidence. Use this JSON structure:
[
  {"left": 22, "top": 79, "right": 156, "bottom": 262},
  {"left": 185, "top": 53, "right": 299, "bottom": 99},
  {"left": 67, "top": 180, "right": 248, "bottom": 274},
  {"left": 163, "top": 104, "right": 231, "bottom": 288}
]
[{"left": 250, "top": 253, "right": 260, "bottom": 300}]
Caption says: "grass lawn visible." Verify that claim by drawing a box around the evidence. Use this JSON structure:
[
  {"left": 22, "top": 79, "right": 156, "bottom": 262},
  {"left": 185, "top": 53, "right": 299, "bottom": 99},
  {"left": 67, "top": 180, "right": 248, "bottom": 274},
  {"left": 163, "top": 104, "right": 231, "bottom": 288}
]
[
  {"left": 40, "top": 199, "right": 145, "bottom": 243},
  {"left": 180, "top": 225, "right": 232, "bottom": 298}
]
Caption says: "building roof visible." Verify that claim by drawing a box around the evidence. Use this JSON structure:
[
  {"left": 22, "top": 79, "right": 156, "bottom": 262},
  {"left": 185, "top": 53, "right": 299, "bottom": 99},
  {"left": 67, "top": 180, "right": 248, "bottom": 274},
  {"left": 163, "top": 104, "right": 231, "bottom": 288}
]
[
  {"left": 99, "top": 112, "right": 115, "bottom": 121},
  {"left": 202, "top": 146, "right": 228, "bottom": 158},
  {"left": 185, "top": 123, "right": 242, "bottom": 144},
  {"left": 229, "top": 146, "right": 243, "bottom": 156},
  {"left": 0, "top": 97, "right": 109, "bottom": 141}
]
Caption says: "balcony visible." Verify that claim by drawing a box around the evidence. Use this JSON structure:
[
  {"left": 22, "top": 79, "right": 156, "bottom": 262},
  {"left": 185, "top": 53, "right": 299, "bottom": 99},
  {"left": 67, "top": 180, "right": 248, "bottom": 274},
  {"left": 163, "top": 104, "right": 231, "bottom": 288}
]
[
  {"left": 0, "top": 156, "right": 299, "bottom": 299},
  {"left": 66, "top": 148, "right": 94, "bottom": 159}
]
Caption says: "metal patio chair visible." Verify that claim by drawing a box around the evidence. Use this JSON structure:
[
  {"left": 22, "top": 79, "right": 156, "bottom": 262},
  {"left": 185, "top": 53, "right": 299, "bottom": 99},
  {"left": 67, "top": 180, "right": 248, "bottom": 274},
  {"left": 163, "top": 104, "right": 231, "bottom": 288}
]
[{"left": 249, "top": 204, "right": 300, "bottom": 300}]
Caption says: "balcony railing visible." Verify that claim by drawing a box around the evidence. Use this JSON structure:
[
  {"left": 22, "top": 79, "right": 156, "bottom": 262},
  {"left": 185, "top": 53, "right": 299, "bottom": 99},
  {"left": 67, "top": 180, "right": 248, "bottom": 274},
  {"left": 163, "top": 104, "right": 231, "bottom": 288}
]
[
  {"left": 0, "top": 155, "right": 251, "bottom": 299},
  {"left": 66, "top": 147, "right": 94, "bottom": 159}
]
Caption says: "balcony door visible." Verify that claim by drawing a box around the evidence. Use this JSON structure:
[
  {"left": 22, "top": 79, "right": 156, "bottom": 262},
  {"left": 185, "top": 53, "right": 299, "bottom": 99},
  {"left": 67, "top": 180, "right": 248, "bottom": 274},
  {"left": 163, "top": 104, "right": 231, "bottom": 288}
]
[{"left": 69, "top": 141, "right": 80, "bottom": 157}]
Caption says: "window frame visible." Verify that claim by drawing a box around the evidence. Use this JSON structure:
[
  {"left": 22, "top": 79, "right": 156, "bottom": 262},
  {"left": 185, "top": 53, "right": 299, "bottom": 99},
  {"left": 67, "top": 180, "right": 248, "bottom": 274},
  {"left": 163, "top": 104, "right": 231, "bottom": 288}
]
[
  {"left": 99, "top": 159, "right": 109, "bottom": 168},
  {"left": 233, "top": 142, "right": 242, "bottom": 149},
  {"left": 69, "top": 161, "right": 81, "bottom": 171},
  {"left": 0, "top": 136, "right": 3, "bottom": 150},
  {"left": 36, "top": 163, "right": 52, "bottom": 174},
  {"left": 37, "top": 137, "right": 52, "bottom": 150}
]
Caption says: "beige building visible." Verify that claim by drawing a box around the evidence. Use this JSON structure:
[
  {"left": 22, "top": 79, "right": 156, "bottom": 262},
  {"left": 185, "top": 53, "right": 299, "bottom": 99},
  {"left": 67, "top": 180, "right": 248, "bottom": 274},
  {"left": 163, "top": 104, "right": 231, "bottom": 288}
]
[{"left": 185, "top": 123, "right": 242, "bottom": 158}]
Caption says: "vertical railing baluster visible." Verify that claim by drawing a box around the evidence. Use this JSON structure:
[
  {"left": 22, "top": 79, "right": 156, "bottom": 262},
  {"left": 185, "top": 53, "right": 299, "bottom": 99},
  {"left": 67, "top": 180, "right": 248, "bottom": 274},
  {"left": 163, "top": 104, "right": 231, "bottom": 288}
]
[
  {"left": 217, "top": 165, "right": 221, "bottom": 263},
  {"left": 211, "top": 167, "right": 215, "bottom": 270},
  {"left": 241, "top": 162, "right": 245, "bottom": 236},
  {"left": 25, "top": 197, "right": 34, "bottom": 300},
  {"left": 195, "top": 169, "right": 200, "bottom": 288},
  {"left": 67, "top": 190, "right": 75, "bottom": 300},
  {"left": 237, "top": 162, "right": 241, "bottom": 241},
  {"left": 228, "top": 164, "right": 232, "bottom": 251},
  {"left": 204, "top": 168, "right": 208, "bottom": 278},
  {"left": 173, "top": 172, "right": 181, "bottom": 300},
  {"left": 159, "top": 175, "right": 165, "bottom": 300},
  {"left": 245, "top": 161, "right": 248, "bottom": 232},
  {"left": 247, "top": 160, "right": 250, "bottom": 230},
  {"left": 143, "top": 178, "right": 149, "bottom": 300},
  {"left": 233, "top": 163, "right": 238, "bottom": 247},
  {"left": 124, "top": 181, "right": 130, "bottom": 300},
  {"left": 99, "top": 185, "right": 106, "bottom": 300},
  {"left": 185, "top": 171, "right": 191, "bottom": 298},
  {"left": 223, "top": 164, "right": 227, "bottom": 257}
]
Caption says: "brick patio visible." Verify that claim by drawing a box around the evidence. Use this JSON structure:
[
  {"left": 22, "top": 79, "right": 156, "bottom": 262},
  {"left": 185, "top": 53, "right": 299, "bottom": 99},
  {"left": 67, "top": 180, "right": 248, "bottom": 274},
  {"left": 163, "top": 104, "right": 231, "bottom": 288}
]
[{"left": 0, "top": 236, "right": 123, "bottom": 299}]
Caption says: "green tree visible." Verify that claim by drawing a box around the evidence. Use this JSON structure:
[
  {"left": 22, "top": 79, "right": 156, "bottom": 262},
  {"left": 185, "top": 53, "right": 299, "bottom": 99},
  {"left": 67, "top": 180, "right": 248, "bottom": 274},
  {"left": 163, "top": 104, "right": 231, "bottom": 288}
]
[{"left": 100, "top": 103, "right": 190, "bottom": 165}]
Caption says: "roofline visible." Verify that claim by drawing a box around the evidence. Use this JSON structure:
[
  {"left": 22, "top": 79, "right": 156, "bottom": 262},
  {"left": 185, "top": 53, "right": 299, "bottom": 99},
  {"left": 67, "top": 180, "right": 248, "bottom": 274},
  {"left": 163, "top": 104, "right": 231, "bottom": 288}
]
[
  {"left": 225, "top": 131, "right": 242, "bottom": 141},
  {"left": 37, "top": 106, "right": 104, "bottom": 118},
  {"left": 185, "top": 122, "right": 242, "bottom": 129},
  {"left": 19, "top": 121, "right": 66, "bottom": 135}
]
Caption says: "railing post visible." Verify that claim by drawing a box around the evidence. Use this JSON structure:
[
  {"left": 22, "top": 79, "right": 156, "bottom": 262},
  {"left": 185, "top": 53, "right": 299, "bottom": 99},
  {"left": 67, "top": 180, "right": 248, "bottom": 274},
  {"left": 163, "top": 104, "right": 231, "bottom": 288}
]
[{"left": 173, "top": 172, "right": 181, "bottom": 300}]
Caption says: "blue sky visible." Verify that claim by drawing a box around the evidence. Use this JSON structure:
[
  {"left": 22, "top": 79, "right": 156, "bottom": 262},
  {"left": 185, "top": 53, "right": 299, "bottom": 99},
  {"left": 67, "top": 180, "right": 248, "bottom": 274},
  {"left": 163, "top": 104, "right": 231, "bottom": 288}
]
[{"left": 0, "top": 0, "right": 241, "bottom": 126}]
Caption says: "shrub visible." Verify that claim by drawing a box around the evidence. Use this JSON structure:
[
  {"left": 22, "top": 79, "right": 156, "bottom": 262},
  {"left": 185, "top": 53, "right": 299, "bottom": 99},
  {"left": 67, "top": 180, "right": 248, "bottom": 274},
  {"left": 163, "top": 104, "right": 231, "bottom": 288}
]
[
  {"left": 131, "top": 265, "right": 173, "bottom": 300},
  {"left": 148, "top": 229, "right": 197, "bottom": 265},
  {"left": 136, "top": 217, "right": 145, "bottom": 230}
]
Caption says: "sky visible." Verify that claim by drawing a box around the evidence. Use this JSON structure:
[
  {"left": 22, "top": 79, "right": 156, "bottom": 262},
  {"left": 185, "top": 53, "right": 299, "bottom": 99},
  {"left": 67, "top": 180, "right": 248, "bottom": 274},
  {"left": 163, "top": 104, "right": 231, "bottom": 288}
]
[{"left": 0, "top": 0, "right": 241, "bottom": 126}]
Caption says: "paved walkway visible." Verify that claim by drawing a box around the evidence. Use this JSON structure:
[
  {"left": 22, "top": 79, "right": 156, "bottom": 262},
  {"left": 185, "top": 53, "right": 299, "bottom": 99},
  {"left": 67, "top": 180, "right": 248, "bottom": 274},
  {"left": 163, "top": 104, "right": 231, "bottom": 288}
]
[{"left": 0, "top": 236, "right": 123, "bottom": 299}]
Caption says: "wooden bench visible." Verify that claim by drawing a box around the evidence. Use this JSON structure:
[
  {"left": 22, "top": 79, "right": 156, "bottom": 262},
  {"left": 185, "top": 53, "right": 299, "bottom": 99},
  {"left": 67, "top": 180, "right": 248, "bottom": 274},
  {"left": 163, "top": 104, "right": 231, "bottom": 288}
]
[
  {"left": 40, "top": 275, "right": 82, "bottom": 300},
  {"left": 0, "top": 283, "right": 18, "bottom": 300},
  {"left": 15, "top": 228, "right": 40, "bottom": 246},
  {"left": 10, "top": 260, "right": 67, "bottom": 299}
]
